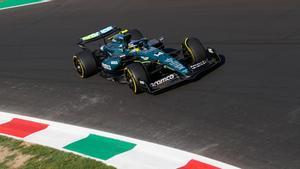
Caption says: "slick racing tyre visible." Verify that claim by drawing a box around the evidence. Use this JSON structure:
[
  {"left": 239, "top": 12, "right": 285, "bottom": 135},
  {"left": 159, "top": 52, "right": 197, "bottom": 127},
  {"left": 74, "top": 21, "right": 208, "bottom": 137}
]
[
  {"left": 73, "top": 50, "right": 98, "bottom": 78},
  {"left": 182, "top": 37, "right": 207, "bottom": 65},
  {"left": 125, "top": 62, "right": 149, "bottom": 94},
  {"left": 128, "top": 29, "right": 144, "bottom": 40}
]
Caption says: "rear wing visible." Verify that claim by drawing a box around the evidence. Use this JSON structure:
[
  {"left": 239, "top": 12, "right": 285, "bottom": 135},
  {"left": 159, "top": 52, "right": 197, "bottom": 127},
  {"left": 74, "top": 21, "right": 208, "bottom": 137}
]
[{"left": 78, "top": 26, "right": 121, "bottom": 47}]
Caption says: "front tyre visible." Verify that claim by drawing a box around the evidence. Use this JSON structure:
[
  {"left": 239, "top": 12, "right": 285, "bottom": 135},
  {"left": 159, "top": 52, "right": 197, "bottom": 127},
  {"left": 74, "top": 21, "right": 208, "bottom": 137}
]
[
  {"left": 182, "top": 37, "right": 207, "bottom": 65},
  {"left": 125, "top": 63, "right": 149, "bottom": 94},
  {"left": 73, "top": 50, "right": 98, "bottom": 78}
]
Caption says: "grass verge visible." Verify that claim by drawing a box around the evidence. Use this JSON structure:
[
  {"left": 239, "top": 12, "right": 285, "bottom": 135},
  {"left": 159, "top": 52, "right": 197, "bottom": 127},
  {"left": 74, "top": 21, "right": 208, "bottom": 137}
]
[{"left": 0, "top": 135, "right": 116, "bottom": 169}]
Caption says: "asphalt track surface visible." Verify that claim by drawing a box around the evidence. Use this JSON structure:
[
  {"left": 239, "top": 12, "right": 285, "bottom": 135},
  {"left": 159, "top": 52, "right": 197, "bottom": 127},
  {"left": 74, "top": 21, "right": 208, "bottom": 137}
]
[{"left": 0, "top": 0, "right": 300, "bottom": 168}]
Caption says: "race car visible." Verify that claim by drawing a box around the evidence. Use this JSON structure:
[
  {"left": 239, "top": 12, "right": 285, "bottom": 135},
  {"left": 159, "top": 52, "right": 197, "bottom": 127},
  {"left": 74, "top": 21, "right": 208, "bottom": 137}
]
[{"left": 73, "top": 26, "right": 224, "bottom": 94}]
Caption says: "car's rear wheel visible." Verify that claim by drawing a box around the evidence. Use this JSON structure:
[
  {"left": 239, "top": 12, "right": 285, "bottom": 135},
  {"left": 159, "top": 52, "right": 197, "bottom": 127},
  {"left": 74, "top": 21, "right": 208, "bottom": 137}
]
[
  {"left": 182, "top": 37, "right": 207, "bottom": 65},
  {"left": 128, "top": 29, "right": 144, "bottom": 40},
  {"left": 125, "top": 62, "right": 149, "bottom": 94},
  {"left": 73, "top": 50, "right": 98, "bottom": 78}
]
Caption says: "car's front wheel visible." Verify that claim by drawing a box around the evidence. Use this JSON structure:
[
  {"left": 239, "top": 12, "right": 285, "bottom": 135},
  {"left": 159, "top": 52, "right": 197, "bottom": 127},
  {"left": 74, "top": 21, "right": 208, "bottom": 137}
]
[
  {"left": 182, "top": 37, "right": 207, "bottom": 65},
  {"left": 125, "top": 62, "right": 149, "bottom": 94}
]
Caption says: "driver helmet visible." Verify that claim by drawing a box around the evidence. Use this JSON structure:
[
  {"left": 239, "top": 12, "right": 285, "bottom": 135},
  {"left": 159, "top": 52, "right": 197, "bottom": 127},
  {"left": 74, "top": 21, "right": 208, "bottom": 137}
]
[
  {"left": 112, "top": 34, "right": 125, "bottom": 43},
  {"left": 112, "top": 34, "right": 131, "bottom": 48}
]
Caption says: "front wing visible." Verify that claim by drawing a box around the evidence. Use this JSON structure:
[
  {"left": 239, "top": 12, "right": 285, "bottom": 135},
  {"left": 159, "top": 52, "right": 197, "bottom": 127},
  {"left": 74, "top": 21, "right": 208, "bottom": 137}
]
[{"left": 145, "top": 51, "right": 224, "bottom": 94}]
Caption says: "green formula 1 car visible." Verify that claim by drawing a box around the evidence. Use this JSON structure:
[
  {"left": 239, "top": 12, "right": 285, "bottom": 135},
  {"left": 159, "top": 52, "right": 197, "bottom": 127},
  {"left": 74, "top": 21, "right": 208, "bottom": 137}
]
[{"left": 73, "top": 26, "right": 224, "bottom": 94}]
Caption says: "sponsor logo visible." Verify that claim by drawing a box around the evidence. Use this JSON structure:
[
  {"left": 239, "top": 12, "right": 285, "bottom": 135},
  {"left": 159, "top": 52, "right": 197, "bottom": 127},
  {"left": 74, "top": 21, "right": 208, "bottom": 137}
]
[
  {"left": 99, "top": 26, "right": 113, "bottom": 34},
  {"left": 150, "top": 74, "right": 176, "bottom": 87},
  {"left": 102, "top": 63, "right": 111, "bottom": 70},
  {"left": 190, "top": 60, "right": 207, "bottom": 69},
  {"left": 81, "top": 32, "right": 100, "bottom": 41},
  {"left": 111, "top": 61, "right": 118, "bottom": 65},
  {"left": 164, "top": 58, "right": 186, "bottom": 70}
]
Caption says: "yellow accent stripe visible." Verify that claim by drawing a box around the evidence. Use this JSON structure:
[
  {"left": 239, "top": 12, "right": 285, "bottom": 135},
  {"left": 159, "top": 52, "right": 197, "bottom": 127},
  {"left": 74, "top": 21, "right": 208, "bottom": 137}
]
[
  {"left": 108, "top": 36, "right": 113, "bottom": 40},
  {"left": 108, "top": 29, "right": 128, "bottom": 40},
  {"left": 184, "top": 38, "right": 196, "bottom": 63},
  {"left": 126, "top": 69, "right": 137, "bottom": 93},
  {"left": 121, "top": 29, "right": 128, "bottom": 34}
]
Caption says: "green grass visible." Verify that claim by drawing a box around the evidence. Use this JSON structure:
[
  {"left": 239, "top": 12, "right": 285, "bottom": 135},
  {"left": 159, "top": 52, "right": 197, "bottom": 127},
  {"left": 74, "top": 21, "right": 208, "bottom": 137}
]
[
  {"left": 0, "top": 0, "right": 44, "bottom": 10},
  {"left": 0, "top": 135, "right": 116, "bottom": 169}
]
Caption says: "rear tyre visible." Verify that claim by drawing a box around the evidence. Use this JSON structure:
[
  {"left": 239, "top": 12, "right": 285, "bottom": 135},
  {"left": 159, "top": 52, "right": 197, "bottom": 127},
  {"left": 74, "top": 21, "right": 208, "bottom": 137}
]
[
  {"left": 182, "top": 37, "right": 207, "bottom": 65},
  {"left": 128, "top": 29, "right": 144, "bottom": 40},
  {"left": 125, "top": 63, "right": 149, "bottom": 94},
  {"left": 73, "top": 50, "right": 98, "bottom": 78}
]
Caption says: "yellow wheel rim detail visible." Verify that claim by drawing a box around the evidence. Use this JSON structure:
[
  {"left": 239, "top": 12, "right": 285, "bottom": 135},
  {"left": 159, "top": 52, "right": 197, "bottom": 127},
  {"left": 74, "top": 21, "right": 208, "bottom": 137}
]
[
  {"left": 126, "top": 69, "right": 138, "bottom": 94},
  {"left": 73, "top": 56, "right": 85, "bottom": 78}
]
